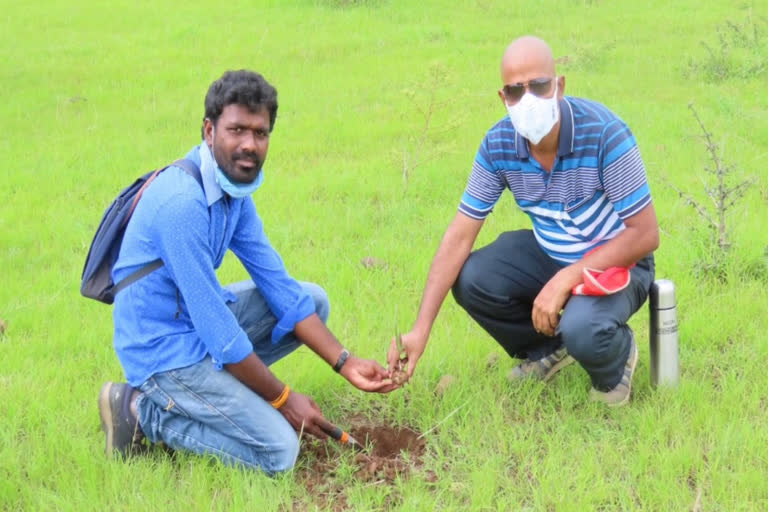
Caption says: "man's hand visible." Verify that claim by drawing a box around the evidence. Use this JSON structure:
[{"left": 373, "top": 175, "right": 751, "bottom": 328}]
[
  {"left": 279, "top": 390, "right": 335, "bottom": 439},
  {"left": 386, "top": 330, "right": 427, "bottom": 381},
  {"left": 340, "top": 355, "right": 398, "bottom": 393},
  {"left": 532, "top": 268, "right": 579, "bottom": 337}
]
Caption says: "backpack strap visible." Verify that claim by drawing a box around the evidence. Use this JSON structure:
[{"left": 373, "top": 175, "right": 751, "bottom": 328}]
[
  {"left": 123, "top": 167, "right": 165, "bottom": 227},
  {"left": 172, "top": 158, "right": 204, "bottom": 188},
  {"left": 112, "top": 158, "right": 204, "bottom": 298},
  {"left": 111, "top": 259, "right": 164, "bottom": 297}
]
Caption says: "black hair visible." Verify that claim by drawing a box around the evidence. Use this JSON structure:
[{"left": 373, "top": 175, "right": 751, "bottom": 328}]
[{"left": 201, "top": 70, "right": 278, "bottom": 137}]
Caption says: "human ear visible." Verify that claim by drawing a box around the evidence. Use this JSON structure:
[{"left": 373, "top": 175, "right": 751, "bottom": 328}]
[
  {"left": 203, "top": 118, "right": 214, "bottom": 146},
  {"left": 497, "top": 89, "right": 508, "bottom": 107}
]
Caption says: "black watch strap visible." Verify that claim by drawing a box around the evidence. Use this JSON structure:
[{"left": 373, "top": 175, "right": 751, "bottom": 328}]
[{"left": 333, "top": 349, "right": 350, "bottom": 373}]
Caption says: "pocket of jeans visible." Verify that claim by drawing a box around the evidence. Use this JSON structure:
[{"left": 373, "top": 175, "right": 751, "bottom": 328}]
[
  {"left": 139, "top": 379, "right": 157, "bottom": 396},
  {"left": 146, "top": 376, "right": 192, "bottom": 418}
]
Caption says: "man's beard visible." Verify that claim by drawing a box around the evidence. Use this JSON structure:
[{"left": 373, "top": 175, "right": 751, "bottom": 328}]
[{"left": 212, "top": 145, "right": 263, "bottom": 184}]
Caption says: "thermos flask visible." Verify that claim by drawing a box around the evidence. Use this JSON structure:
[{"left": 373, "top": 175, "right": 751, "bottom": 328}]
[{"left": 649, "top": 279, "right": 680, "bottom": 388}]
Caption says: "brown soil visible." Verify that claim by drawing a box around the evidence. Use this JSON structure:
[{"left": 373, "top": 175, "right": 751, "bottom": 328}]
[
  {"left": 294, "top": 415, "right": 427, "bottom": 510},
  {"left": 390, "top": 369, "right": 408, "bottom": 386}
]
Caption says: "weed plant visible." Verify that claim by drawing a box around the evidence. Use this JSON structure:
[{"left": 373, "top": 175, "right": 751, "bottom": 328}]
[{"left": 686, "top": 13, "right": 767, "bottom": 82}]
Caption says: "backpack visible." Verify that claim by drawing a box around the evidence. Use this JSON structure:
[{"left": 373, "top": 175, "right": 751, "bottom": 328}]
[{"left": 80, "top": 159, "right": 203, "bottom": 304}]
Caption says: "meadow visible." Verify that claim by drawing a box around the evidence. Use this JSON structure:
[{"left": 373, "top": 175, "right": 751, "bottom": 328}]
[{"left": 1, "top": 0, "right": 767, "bottom": 510}]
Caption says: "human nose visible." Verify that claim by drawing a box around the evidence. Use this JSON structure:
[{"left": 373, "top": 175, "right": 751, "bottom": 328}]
[{"left": 240, "top": 131, "right": 258, "bottom": 152}]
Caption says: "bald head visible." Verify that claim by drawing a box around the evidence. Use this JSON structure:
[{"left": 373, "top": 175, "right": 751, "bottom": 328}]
[
  {"left": 495, "top": 35, "right": 565, "bottom": 144},
  {"left": 500, "top": 36, "right": 556, "bottom": 82}
]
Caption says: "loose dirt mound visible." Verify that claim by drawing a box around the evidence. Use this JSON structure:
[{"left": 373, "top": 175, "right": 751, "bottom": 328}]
[
  {"left": 295, "top": 416, "right": 427, "bottom": 509},
  {"left": 349, "top": 424, "right": 425, "bottom": 481}
]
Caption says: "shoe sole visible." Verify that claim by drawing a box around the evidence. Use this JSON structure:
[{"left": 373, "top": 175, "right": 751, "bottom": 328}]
[
  {"left": 608, "top": 341, "right": 638, "bottom": 408},
  {"left": 98, "top": 382, "right": 116, "bottom": 457},
  {"left": 543, "top": 355, "right": 576, "bottom": 382}
]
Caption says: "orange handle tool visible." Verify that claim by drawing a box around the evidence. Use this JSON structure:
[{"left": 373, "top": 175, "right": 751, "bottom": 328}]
[{"left": 322, "top": 424, "right": 364, "bottom": 451}]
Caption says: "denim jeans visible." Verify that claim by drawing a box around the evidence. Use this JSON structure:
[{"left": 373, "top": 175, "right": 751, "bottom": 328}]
[
  {"left": 135, "top": 280, "right": 330, "bottom": 473},
  {"left": 452, "top": 229, "right": 654, "bottom": 390}
]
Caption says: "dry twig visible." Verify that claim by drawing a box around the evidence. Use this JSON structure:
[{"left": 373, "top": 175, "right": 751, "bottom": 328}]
[
  {"left": 665, "top": 103, "right": 755, "bottom": 250},
  {"left": 417, "top": 400, "right": 468, "bottom": 440}
]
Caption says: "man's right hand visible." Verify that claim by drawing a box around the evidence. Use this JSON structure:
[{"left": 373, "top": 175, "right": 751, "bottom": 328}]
[
  {"left": 340, "top": 356, "right": 399, "bottom": 393},
  {"left": 278, "top": 390, "right": 334, "bottom": 440},
  {"left": 386, "top": 330, "right": 427, "bottom": 380}
]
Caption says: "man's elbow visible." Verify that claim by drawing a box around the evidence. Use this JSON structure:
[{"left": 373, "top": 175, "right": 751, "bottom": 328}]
[{"left": 646, "top": 225, "right": 660, "bottom": 253}]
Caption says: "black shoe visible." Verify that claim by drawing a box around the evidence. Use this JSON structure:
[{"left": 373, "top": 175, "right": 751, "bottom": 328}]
[{"left": 98, "top": 382, "right": 144, "bottom": 458}]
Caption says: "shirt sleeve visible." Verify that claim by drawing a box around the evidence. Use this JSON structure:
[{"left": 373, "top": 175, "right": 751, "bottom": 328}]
[
  {"left": 229, "top": 197, "right": 315, "bottom": 344},
  {"left": 458, "top": 136, "right": 505, "bottom": 219},
  {"left": 150, "top": 192, "right": 253, "bottom": 368},
  {"left": 599, "top": 119, "right": 652, "bottom": 219}
]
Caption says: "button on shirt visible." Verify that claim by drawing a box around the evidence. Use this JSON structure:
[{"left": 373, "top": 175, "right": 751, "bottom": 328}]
[
  {"left": 112, "top": 143, "right": 314, "bottom": 387},
  {"left": 459, "top": 96, "right": 652, "bottom": 264}
]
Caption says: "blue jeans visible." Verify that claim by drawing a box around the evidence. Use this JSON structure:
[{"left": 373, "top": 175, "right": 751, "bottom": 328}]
[{"left": 135, "top": 280, "right": 330, "bottom": 473}]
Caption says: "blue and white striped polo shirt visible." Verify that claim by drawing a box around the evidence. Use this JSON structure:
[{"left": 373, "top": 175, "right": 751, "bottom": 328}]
[{"left": 459, "top": 96, "right": 652, "bottom": 264}]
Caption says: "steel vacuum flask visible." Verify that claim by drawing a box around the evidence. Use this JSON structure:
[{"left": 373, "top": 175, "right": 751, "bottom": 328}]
[{"left": 649, "top": 279, "right": 680, "bottom": 388}]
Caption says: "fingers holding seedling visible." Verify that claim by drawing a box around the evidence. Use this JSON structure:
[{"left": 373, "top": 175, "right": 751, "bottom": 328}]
[{"left": 390, "top": 330, "right": 409, "bottom": 386}]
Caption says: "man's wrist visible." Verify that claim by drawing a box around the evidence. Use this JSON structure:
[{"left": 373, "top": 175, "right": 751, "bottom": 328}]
[
  {"left": 333, "top": 348, "right": 350, "bottom": 373},
  {"left": 558, "top": 265, "right": 584, "bottom": 288},
  {"left": 269, "top": 385, "right": 291, "bottom": 409},
  {"left": 411, "top": 322, "right": 431, "bottom": 343}
]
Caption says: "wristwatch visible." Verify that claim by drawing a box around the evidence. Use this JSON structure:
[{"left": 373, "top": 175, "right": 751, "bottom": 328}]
[{"left": 333, "top": 348, "right": 350, "bottom": 373}]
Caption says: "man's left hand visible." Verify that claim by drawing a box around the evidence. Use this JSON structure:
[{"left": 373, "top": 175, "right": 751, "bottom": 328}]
[
  {"left": 340, "top": 355, "right": 399, "bottom": 393},
  {"left": 532, "top": 269, "right": 578, "bottom": 337}
]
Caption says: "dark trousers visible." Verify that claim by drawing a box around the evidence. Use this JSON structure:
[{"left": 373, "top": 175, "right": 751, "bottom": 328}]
[{"left": 451, "top": 230, "right": 655, "bottom": 390}]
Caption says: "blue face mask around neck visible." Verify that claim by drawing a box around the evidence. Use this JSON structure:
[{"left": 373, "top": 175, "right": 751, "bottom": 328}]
[{"left": 214, "top": 165, "right": 263, "bottom": 199}]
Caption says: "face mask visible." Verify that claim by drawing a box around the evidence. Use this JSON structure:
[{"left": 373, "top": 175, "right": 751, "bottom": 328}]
[
  {"left": 214, "top": 166, "right": 263, "bottom": 199},
  {"left": 505, "top": 82, "right": 560, "bottom": 145},
  {"left": 207, "top": 127, "right": 264, "bottom": 199}
]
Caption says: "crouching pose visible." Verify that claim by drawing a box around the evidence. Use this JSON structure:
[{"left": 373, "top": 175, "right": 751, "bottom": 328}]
[
  {"left": 388, "top": 36, "right": 659, "bottom": 407},
  {"left": 100, "top": 70, "right": 394, "bottom": 473}
]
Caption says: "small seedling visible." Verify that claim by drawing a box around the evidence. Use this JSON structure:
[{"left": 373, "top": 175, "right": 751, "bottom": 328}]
[{"left": 391, "top": 329, "right": 409, "bottom": 386}]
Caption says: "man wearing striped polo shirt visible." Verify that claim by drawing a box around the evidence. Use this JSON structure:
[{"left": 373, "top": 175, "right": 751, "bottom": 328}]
[{"left": 388, "top": 36, "right": 659, "bottom": 406}]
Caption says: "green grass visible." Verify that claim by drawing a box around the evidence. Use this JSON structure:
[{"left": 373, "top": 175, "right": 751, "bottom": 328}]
[{"left": 2, "top": 0, "right": 768, "bottom": 510}]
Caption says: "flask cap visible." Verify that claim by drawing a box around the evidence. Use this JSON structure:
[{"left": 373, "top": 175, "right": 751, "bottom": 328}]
[{"left": 650, "top": 279, "right": 676, "bottom": 309}]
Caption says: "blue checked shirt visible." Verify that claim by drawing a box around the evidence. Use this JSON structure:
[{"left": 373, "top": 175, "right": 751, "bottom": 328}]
[{"left": 111, "top": 143, "right": 314, "bottom": 387}]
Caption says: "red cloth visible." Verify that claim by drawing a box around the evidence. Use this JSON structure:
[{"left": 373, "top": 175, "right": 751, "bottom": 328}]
[{"left": 571, "top": 248, "right": 635, "bottom": 296}]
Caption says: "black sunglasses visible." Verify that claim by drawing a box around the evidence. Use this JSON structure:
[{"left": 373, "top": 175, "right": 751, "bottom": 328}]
[{"left": 502, "top": 77, "right": 555, "bottom": 103}]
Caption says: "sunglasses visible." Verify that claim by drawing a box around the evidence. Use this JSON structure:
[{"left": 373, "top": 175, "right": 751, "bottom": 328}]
[{"left": 502, "top": 77, "right": 555, "bottom": 103}]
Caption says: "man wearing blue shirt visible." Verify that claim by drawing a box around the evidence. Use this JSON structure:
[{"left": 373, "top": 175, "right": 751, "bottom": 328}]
[
  {"left": 99, "top": 70, "right": 394, "bottom": 472},
  {"left": 388, "top": 36, "right": 659, "bottom": 407}
]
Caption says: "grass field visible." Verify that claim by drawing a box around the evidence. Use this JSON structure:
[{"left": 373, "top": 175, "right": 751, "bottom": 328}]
[{"left": 2, "top": 0, "right": 768, "bottom": 510}]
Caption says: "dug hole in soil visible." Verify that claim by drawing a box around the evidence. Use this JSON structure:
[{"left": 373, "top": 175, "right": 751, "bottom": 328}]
[{"left": 297, "top": 414, "right": 430, "bottom": 493}]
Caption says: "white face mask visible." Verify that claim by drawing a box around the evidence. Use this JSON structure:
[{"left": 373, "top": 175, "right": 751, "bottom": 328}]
[{"left": 505, "top": 82, "right": 560, "bottom": 145}]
